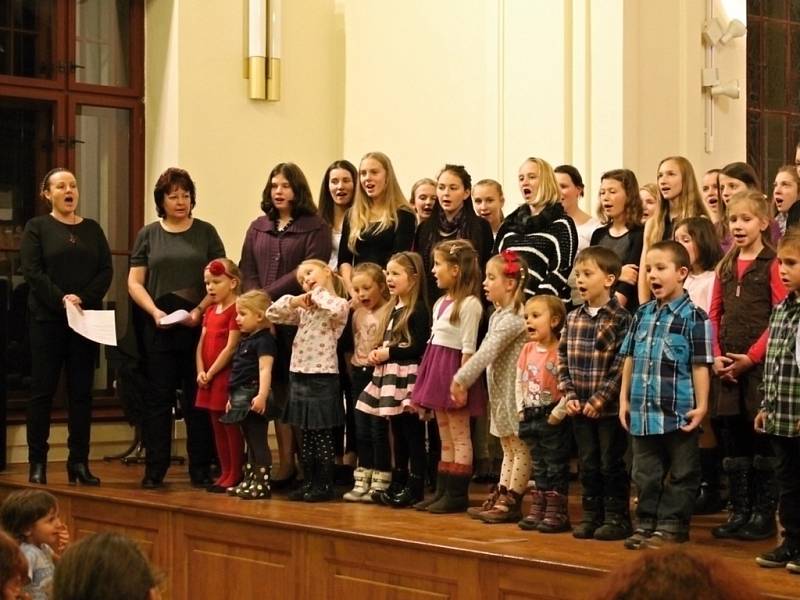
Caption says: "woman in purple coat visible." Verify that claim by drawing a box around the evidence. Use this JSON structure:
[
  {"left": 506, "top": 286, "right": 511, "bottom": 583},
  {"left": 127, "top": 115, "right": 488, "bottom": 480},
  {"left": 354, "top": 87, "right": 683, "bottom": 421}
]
[{"left": 239, "top": 162, "right": 331, "bottom": 486}]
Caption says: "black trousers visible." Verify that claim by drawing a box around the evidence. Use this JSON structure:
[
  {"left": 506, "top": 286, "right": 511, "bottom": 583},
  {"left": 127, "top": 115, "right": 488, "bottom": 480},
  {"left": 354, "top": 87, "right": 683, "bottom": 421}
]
[
  {"left": 771, "top": 435, "right": 800, "bottom": 543},
  {"left": 572, "top": 415, "right": 629, "bottom": 500},
  {"left": 140, "top": 320, "right": 213, "bottom": 478},
  {"left": 28, "top": 319, "right": 97, "bottom": 464},
  {"left": 391, "top": 412, "right": 426, "bottom": 477}
]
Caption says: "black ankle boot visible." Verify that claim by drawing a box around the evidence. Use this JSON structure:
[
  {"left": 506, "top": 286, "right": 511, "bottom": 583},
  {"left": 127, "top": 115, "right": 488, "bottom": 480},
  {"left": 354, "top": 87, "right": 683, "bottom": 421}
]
[
  {"left": 67, "top": 462, "right": 101, "bottom": 486},
  {"left": 305, "top": 462, "right": 335, "bottom": 502},
  {"left": 737, "top": 455, "right": 778, "bottom": 541},
  {"left": 379, "top": 469, "right": 408, "bottom": 505},
  {"left": 388, "top": 474, "right": 425, "bottom": 508},
  {"left": 29, "top": 463, "right": 46, "bottom": 485},
  {"left": 694, "top": 448, "right": 723, "bottom": 515},
  {"left": 712, "top": 457, "right": 752, "bottom": 539}
]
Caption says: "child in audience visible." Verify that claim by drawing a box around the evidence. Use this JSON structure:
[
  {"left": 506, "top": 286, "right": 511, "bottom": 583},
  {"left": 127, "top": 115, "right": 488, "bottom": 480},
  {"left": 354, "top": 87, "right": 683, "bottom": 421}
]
[
  {"left": 591, "top": 169, "right": 644, "bottom": 310},
  {"left": 413, "top": 239, "right": 487, "bottom": 514},
  {"left": 710, "top": 191, "right": 786, "bottom": 541},
  {"left": 195, "top": 258, "right": 242, "bottom": 492},
  {"left": 620, "top": 241, "right": 713, "bottom": 549},
  {"left": 0, "top": 489, "right": 69, "bottom": 600},
  {"left": 0, "top": 530, "right": 28, "bottom": 600},
  {"left": 343, "top": 262, "right": 391, "bottom": 502},
  {"left": 356, "top": 252, "right": 430, "bottom": 506},
  {"left": 450, "top": 250, "right": 528, "bottom": 523},
  {"left": 221, "top": 290, "right": 275, "bottom": 500},
  {"left": 673, "top": 217, "right": 725, "bottom": 515},
  {"left": 267, "top": 259, "right": 350, "bottom": 502},
  {"left": 515, "top": 294, "right": 569, "bottom": 533},
  {"left": 755, "top": 228, "right": 800, "bottom": 573},
  {"left": 560, "top": 247, "right": 632, "bottom": 541}
]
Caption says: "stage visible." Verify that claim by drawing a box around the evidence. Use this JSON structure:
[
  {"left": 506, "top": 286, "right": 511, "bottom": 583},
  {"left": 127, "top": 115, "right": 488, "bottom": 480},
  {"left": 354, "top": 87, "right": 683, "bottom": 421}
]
[{"left": 0, "top": 462, "right": 796, "bottom": 599}]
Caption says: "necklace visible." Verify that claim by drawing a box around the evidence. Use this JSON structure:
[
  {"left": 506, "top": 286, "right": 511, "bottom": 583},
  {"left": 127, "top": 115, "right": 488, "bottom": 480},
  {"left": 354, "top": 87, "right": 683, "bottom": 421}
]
[{"left": 53, "top": 211, "right": 78, "bottom": 244}]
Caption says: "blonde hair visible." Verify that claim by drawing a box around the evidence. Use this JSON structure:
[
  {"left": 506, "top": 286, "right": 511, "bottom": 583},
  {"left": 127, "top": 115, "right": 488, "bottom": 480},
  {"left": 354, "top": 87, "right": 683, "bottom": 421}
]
[
  {"left": 646, "top": 156, "right": 710, "bottom": 246},
  {"left": 717, "top": 190, "right": 774, "bottom": 279},
  {"left": 347, "top": 151, "right": 413, "bottom": 252},
  {"left": 410, "top": 178, "right": 436, "bottom": 202},
  {"left": 486, "top": 252, "right": 528, "bottom": 312},
  {"left": 204, "top": 257, "right": 242, "bottom": 293},
  {"left": 521, "top": 157, "right": 561, "bottom": 209},
  {"left": 236, "top": 289, "right": 271, "bottom": 316},
  {"left": 296, "top": 259, "right": 348, "bottom": 298},
  {"left": 525, "top": 295, "right": 566, "bottom": 339},
  {"left": 381, "top": 252, "right": 428, "bottom": 348},
  {"left": 352, "top": 262, "right": 389, "bottom": 301},
  {"left": 433, "top": 239, "right": 482, "bottom": 325}
]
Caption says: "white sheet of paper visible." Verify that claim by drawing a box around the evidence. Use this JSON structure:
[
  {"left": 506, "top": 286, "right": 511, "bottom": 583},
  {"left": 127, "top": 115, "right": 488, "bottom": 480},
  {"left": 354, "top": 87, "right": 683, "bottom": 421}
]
[
  {"left": 159, "top": 309, "right": 192, "bottom": 326},
  {"left": 65, "top": 302, "right": 117, "bottom": 346}
]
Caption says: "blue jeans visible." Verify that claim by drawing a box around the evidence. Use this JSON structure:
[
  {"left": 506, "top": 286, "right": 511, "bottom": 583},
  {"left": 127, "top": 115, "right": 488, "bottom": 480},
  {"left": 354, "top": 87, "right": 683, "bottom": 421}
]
[{"left": 632, "top": 429, "right": 700, "bottom": 534}]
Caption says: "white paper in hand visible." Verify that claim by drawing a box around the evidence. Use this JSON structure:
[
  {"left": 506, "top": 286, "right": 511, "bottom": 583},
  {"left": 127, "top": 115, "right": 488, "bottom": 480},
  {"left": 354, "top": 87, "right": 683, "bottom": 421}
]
[
  {"left": 159, "top": 309, "right": 192, "bottom": 326},
  {"left": 65, "top": 302, "right": 117, "bottom": 346}
]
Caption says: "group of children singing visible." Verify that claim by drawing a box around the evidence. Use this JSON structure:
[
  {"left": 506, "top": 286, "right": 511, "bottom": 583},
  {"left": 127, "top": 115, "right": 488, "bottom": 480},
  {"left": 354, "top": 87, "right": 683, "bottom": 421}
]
[{"left": 184, "top": 188, "right": 800, "bottom": 573}]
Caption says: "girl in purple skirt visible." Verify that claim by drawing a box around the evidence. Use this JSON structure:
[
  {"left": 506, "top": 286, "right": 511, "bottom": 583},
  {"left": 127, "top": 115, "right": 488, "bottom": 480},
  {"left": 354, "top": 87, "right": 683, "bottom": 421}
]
[{"left": 413, "top": 239, "right": 487, "bottom": 513}]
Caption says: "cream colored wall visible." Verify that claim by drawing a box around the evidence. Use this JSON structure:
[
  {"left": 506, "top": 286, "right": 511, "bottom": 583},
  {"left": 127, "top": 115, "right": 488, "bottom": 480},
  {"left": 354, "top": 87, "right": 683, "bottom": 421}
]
[{"left": 145, "top": 0, "right": 345, "bottom": 261}]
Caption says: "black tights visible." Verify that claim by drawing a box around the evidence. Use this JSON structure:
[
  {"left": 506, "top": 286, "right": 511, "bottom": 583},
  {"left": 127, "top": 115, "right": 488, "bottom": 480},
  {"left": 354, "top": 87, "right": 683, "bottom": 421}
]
[
  {"left": 241, "top": 414, "right": 271, "bottom": 466},
  {"left": 391, "top": 413, "right": 426, "bottom": 477},
  {"left": 713, "top": 414, "right": 773, "bottom": 459}
]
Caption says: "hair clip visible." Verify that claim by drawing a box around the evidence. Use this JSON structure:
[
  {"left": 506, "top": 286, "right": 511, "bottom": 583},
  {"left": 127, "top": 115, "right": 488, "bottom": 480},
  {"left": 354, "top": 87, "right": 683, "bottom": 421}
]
[
  {"left": 449, "top": 245, "right": 459, "bottom": 256},
  {"left": 207, "top": 260, "right": 233, "bottom": 279},
  {"left": 500, "top": 249, "right": 522, "bottom": 277}
]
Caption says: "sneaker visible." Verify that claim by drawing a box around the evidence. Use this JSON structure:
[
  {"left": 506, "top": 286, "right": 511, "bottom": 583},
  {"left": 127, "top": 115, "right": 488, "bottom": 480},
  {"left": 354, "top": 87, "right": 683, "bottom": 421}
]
[
  {"left": 644, "top": 530, "right": 688, "bottom": 549},
  {"left": 624, "top": 528, "right": 653, "bottom": 550},
  {"left": 756, "top": 538, "right": 800, "bottom": 568}
]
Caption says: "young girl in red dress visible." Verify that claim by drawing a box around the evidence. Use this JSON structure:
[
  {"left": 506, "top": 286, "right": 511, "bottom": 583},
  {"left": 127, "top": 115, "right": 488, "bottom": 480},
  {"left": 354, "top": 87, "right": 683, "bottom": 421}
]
[{"left": 195, "top": 258, "right": 242, "bottom": 492}]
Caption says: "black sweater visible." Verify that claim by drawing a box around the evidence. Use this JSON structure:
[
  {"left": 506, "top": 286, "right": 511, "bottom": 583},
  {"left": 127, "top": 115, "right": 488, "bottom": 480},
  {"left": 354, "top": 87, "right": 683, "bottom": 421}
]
[{"left": 20, "top": 215, "right": 113, "bottom": 321}]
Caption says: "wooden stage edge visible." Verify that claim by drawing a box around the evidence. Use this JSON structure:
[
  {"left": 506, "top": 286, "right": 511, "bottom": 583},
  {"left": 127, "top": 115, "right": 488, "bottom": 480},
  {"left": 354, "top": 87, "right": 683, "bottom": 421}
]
[{"left": 0, "top": 462, "right": 797, "bottom": 600}]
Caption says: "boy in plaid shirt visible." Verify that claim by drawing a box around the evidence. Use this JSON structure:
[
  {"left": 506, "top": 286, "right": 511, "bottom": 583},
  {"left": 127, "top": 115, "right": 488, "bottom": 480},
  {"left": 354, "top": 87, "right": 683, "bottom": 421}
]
[
  {"left": 619, "top": 241, "right": 713, "bottom": 550},
  {"left": 755, "top": 229, "right": 800, "bottom": 572},
  {"left": 558, "top": 247, "right": 631, "bottom": 541}
]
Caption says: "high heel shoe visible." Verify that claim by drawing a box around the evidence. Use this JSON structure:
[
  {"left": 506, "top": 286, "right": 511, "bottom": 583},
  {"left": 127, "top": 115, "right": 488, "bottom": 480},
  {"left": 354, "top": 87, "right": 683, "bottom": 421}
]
[
  {"left": 29, "top": 463, "right": 47, "bottom": 485},
  {"left": 67, "top": 462, "right": 101, "bottom": 486}
]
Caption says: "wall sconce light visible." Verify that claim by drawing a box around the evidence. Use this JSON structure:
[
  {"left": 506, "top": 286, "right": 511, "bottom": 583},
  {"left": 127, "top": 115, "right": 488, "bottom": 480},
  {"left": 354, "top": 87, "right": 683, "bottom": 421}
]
[
  {"left": 702, "top": 17, "right": 746, "bottom": 46},
  {"left": 246, "top": 0, "right": 281, "bottom": 101},
  {"left": 710, "top": 81, "right": 740, "bottom": 99}
]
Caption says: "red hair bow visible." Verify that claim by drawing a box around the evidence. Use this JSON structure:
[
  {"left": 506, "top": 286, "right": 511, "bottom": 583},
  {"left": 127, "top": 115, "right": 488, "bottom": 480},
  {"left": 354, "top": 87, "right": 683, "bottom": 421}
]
[
  {"left": 207, "top": 260, "right": 233, "bottom": 279},
  {"left": 500, "top": 250, "right": 521, "bottom": 277}
]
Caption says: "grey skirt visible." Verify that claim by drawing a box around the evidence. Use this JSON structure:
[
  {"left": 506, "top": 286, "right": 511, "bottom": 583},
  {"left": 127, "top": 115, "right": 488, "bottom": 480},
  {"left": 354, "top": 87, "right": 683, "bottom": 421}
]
[
  {"left": 283, "top": 372, "right": 344, "bottom": 430},
  {"left": 219, "top": 385, "right": 279, "bottom": 424}
]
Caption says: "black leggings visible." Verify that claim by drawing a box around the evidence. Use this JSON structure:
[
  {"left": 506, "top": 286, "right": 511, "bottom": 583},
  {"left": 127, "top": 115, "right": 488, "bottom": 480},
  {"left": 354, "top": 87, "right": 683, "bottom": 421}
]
[
  {"left": 241, "top": 414, "right": 271, "bottom": 466},
  {"left": 391, "top": 413, "right": 426, "bottom": 477},
  {"left": 713, "top": 414, "right": 772, "bottom": 459}
]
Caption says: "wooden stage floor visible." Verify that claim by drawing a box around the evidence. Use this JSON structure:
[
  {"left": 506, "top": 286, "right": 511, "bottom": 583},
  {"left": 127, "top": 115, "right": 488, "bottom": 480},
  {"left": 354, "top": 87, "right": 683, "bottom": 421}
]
[{"left": 0, "top": 462, "right": 797, "bottom": 599}]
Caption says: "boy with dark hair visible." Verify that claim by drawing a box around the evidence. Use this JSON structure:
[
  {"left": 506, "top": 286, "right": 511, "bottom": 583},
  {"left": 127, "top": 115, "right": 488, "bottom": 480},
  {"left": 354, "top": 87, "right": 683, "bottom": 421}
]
[
  {"left": 755, "top": 229, "right": 800, "bottom": 572},
  {"left": 619, "top": 240, "right": 713, "bottom": 549},
  {"left": 559, "top": 246, "right": 632, "bottom": 541}
]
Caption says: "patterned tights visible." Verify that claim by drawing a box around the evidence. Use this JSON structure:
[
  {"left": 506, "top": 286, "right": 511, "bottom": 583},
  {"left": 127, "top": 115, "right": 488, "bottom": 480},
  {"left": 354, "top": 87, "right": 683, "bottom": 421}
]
[
  {"left": 436, "top": 409, "right": 472, "bottom": 466},
  {"left": 499, "top": 435, "right": 532, "bottom": 494}
]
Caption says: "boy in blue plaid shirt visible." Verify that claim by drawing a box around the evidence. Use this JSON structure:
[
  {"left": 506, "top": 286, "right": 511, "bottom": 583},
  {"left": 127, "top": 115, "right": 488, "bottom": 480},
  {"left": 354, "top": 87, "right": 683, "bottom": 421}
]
[
  {"left": 755, "top": 229, "right": 800, "bottom": 573},
  {"left": 619, "top": 241, "right": 713, "bottom": 550}
]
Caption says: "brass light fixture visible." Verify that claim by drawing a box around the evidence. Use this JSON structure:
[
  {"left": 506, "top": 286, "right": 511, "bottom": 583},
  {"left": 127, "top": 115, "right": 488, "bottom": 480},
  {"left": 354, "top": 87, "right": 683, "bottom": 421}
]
[{"left": 246, "top": 0, "right": 281, "bottom": 101}]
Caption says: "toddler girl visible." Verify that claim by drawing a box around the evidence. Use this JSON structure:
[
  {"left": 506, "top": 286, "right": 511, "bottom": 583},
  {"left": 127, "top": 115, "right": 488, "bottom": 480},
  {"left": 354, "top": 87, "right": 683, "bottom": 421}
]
[
  {"left": 357, "top": 252, "right": 431, "bottom": 507},
  {"left": 710, "top": 191, "right": 786, "bottom": 541},
  {"left": 222, "top": 290, "right": 276, "bottom": 500},
  {"left": 451, "top": 250, "right": 529, "bottom": 523},
  {"left": 195, "top": 258, "right": 242, "bottom": 492},
  {"left": 413, "top": 239, "right": 487, "bottom": 514},
  {"left": 343, "top": 262, "right": 391, "bottom": 501},
  {"left": 0, "top": 489, "right": 69, "bottom": 600},
  {"left": 267, "top": 259, "right": 349, "bottom": 502}
]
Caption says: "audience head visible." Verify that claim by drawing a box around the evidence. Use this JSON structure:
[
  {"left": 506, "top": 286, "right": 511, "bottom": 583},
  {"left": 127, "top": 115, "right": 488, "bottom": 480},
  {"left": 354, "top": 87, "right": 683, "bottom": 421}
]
[
  {"left": 0, "top": 489, "right": 59, "bottom": 545},
  {"left": 639, "top": 183, "right": 658, "bottom": 223},
  {"left": 554, "top": 165, "right": 585, "bottom": 216},
  {"left": 598, "top": 169, "right": 642, "bottom": 227},
  {"left": 153, "top": 167, "right": 196, "bottom": 219},
  {"left": 795, "top": 140, "right": 800, "bottom": 177},
  {"left": 518, "top": 157, "right": 560, "bottom": 211},
  {"left": 0, "top": 531, "right": 27, "bottom": 600},
  {"left": 410, "top": 178, "right": 437, "bottom": 222},
  {"left": 592, "top": 548, "right": 762, "bottom": 600},
  {"left": 773, "top": 164, "right": 800, "bottom": 215},
  {"left": 260, "top": 162, "right": 317, "bottom": 220},
  {"left": 318, "top": 159, "right": 357, "bottom": 226},
  {"left": 472, "top": 179, "right": 505, "bottom": 232},
  {"left": 52, "top": 532, "right": 161, "bottom": 600}
]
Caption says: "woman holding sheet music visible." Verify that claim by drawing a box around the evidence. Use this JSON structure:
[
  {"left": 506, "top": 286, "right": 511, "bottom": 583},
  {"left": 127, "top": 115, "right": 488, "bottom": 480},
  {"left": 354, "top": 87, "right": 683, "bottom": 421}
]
[
  {"left": 128, "top": 167, "right": 225, "bottom": 489},
  {"left": 20, "top": 168, "right": 112, "bottom": 486}
]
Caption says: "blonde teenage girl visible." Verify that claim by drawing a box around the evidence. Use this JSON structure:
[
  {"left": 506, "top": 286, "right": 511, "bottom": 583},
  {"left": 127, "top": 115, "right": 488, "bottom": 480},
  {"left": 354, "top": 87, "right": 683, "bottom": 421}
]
[
  {"left": 709, "top": 191, "right": 787, "bottom": 541},
  {"left": 639, "top": 183, "right": 659, "bottom": 224},
  {"left": 266, "top": 259, "right": 349, "bottom": 502},
  {"left": 412, "top": 239, "right": 487, "bottom": 514},
  {"left": 411, "top": 178, "right": 437, "bottom": 224},
  {"left": 195, "top": 259, "right": 242, "bottom": 492},
  {"left": 357, "top": 252, "right": 431, "bottom": 507},
  {"left": 638, "top": 156, "right": 711, "bottom": 303},
  {"left": 451, "top": 250, "right": 529, "bottom": 523}
]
